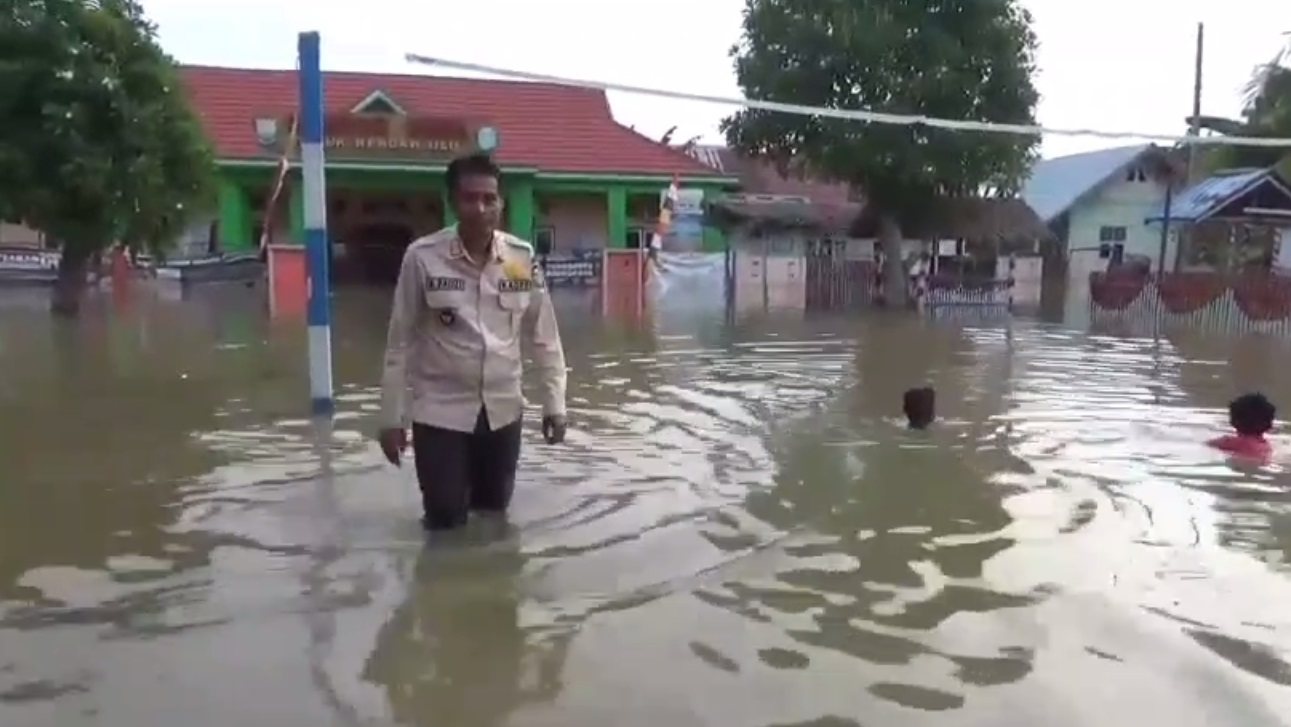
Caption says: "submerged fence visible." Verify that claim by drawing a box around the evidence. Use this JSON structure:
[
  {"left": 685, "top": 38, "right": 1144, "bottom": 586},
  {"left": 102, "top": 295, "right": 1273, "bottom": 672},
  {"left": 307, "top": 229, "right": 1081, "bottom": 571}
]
[
  {"left": 535, "top": 248, "right": 1029, "bottom": 317},
  {"left": 732, "top": 246, "right": 1024, "bottom": 313},
  {"left": 1088, "top": 271, "right": 1291, "bottom": 336}
]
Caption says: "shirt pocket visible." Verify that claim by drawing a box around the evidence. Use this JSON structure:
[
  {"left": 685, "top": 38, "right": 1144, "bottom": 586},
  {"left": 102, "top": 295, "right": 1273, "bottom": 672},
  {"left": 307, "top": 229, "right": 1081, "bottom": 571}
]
[
  {"left": 425, "top": 290, "right": 462, "bottom": 310},
  {"left": 424, "top": 290, "right": 466, "bottom": 331},
  {"left": 424, "top": 275, "right": 468, "bottom": 312},
  {"left": 497, "top": 292, "right": 530, "bottom": 338}
]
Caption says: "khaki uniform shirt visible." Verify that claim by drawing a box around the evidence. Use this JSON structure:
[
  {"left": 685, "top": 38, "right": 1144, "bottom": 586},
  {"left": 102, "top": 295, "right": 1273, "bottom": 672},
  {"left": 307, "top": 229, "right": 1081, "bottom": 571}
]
[{"left": 379, "top": 227, "right": 567, "bottom": 433}]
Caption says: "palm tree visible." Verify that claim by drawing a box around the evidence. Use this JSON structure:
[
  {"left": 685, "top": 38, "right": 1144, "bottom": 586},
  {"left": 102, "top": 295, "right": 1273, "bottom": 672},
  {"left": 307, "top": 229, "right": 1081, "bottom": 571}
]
[{"left": 1191, "top": 36, "right": 1291, "bottom": 175}]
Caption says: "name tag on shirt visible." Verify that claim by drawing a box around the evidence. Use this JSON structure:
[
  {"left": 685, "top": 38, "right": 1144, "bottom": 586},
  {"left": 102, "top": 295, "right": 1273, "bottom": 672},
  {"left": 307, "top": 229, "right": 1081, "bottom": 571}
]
[
  {"left": 498, "top": 279, "right": 535, "bottom": 292},
  {"left": 426, "top": 276, "right": 466, "bottom": 291}
]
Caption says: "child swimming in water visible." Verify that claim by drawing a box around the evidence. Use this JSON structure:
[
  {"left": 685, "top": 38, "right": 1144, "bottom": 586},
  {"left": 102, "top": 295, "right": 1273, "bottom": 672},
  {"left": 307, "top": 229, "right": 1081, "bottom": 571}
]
[
  {"left": 1208, "top": 393, "right": 1275, "bottom": 460},
  {"left": 904, "top": 387, "right": 935, "bottom": 430}
]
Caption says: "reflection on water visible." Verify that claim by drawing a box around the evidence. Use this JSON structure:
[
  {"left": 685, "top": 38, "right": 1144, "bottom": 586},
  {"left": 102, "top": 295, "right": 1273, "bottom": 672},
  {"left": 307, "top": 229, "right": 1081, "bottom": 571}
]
[{"left": 5, "top": 285, "right": 1291, "bottom": 726}]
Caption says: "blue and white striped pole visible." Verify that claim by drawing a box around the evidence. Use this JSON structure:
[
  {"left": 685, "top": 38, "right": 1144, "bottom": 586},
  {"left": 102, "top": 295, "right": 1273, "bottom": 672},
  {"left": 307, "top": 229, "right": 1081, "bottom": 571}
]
[{"left": 298, "top": 31, "right": 334, "bottom": 417}]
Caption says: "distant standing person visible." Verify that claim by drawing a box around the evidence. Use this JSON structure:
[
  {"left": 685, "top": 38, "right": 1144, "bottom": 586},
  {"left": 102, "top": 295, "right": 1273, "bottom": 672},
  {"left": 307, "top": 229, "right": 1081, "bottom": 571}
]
[{"left": 377, "top": 153, "right": 568, "bottom": 531}]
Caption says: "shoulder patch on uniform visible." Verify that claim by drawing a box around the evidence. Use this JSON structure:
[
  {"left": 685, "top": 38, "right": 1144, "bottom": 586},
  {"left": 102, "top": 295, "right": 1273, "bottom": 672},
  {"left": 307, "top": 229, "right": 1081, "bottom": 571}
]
[{"left": 501, "top": 234, "right": 534, "bottom": 253}]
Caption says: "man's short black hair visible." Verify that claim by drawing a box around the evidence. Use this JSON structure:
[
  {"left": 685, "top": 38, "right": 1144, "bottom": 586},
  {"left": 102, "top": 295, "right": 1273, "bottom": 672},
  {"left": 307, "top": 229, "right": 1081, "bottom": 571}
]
[
  {"left": 1230, "top": 393, "right": 1276, "bottom": 436},
  {"left": 445, "top": 152, "right": 501, "bottom": 193},
  {"left": 903, "top": 386, "right": 935, "bottom": 430}
]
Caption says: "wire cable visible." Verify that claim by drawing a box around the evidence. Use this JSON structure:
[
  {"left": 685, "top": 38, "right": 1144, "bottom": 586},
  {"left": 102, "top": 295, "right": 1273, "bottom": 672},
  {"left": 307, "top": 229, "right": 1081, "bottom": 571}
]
[{"left": 404, "top": 53, "right": 1291, "bottom": 149}]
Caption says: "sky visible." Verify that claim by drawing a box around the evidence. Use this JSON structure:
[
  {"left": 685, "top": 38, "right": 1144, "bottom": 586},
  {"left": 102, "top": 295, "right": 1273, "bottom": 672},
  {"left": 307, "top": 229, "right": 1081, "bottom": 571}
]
[{"left": 141, "top": 0, "right": 1290, "bottom": 160}]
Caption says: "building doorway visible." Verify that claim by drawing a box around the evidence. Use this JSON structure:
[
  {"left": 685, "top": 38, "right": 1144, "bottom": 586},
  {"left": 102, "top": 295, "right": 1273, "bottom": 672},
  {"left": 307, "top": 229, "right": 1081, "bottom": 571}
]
[
  {"left": 336, "top": 222, "right": 416, "bottom": 284},
  {"left": 330, "top": 190, "right": 444, "bottom": 284}
]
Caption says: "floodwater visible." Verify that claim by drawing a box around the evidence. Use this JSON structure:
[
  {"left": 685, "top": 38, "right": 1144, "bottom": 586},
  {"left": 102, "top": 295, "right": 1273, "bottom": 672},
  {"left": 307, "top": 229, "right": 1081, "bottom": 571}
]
[{"left": 5, "top": 283, "right": 1291, "bottom": 726}]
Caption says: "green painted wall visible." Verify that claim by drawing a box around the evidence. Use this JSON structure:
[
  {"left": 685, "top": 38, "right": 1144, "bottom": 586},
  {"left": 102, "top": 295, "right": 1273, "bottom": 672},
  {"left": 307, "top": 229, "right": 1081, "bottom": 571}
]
[
  {"left": 605, "top": 186, "right": 628, "bottom": 249},
  {"left": 505, "top": 176, "right": 535, "bottom": 241},
  {"left": 702, "top": 187, "right": 726, "bottom": 253},
  {"left": 289, "top": 183, "right": 304, "bottom": 244},
  {"left": 215, "top": 163, "right": 736, "bottom": 251},
  {"left": 216, "top": 178, "right": 253, "bottom": 252}
]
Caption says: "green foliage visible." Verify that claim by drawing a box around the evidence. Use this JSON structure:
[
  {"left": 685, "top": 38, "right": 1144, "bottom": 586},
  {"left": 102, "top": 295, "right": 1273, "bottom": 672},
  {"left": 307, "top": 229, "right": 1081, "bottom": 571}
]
[
  {"left": 720, "top": 0, "right": 1042, "bottom": 218},
  {"left": 1197, "top": 44, "right": 1291, "bottom": 174},
  {"left": 0, "top": 0, "right": 215, "bottom": 260}
]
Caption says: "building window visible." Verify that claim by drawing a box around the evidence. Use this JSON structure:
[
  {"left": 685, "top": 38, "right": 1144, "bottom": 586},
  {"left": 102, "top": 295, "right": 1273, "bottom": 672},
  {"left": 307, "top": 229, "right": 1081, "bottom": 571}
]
[
  {"left": 534, "top": 226, "right": 554, "bottom": 255},
  {"left": 1098, "top": 225, "right": 1127, "bottom": 243},
  {"left": 1098, "top": 243, "right": 1125, "bottom": 263},
  {"left": 1125, "top": 167, "right": 1147, "bottom": 182},
  {"left": 625, "top": 227, "right": 649, "bottom": 249}
]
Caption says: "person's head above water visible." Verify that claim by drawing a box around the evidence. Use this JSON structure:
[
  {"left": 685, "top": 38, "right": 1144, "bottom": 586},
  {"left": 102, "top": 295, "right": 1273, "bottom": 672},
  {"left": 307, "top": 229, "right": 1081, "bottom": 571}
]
[
  {"left": 903, "top": 387, "right": 935, "bottom": 429},
  {"left": 1229, "top": 393, "right": 1276, "bottom": 438},
  {"left": 445, "top": 152, "right": 503, "bottom": 246}
]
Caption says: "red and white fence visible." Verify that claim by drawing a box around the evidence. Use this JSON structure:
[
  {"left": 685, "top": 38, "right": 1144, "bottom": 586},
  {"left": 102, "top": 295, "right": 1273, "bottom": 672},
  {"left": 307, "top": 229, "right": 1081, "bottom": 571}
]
[{"left": 1088, "top": 271, "right": 1291, "bottom": 335}]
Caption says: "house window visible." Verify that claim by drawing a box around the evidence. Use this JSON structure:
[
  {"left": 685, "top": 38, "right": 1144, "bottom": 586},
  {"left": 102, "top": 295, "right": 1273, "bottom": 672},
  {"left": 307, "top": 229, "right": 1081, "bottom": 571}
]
[
  {"left": 625, "top": 227, "right": 650, "bottom": 249},
  {"left": 534, "top": 226, "right": 554, "bottom": 255},
  {"left": 769, "top": 238, "right": 798, "bottom": 255},
  {"left": 1098, "top": 243, "right": 1125, "bottom": 263},
  {"left": 1125, "top": 167, "right": 1147, "bottom": 182},
  {"left": 1098, "top": 225, "right": 1127, "bottom": 243}
]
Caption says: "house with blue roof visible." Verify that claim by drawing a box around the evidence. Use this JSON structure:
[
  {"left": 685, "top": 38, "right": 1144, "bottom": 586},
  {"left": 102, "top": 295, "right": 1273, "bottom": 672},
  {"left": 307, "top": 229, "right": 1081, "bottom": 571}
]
[
  {"left": 1021, "top": 144, "right": 1175, "bottom": 272},
  {"left": 1145, "top": 167, "right": 1291, "bottom": 270}
]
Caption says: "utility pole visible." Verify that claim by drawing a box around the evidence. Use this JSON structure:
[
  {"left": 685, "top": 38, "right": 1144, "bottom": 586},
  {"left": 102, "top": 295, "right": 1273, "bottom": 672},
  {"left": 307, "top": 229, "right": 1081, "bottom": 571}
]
[
  {"left": 1161, "top": 22, "right": 1205, "bottom": 276},
  {"left": 1186, "top": 22, "right": 1204, "bottom": 183}
]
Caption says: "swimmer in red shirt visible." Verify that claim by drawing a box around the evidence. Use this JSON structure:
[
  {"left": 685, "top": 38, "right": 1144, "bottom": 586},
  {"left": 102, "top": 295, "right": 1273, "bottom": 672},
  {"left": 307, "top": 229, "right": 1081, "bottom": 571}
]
[{"left": 1208, "top": 393, "right": 1275, "bottom": 460}]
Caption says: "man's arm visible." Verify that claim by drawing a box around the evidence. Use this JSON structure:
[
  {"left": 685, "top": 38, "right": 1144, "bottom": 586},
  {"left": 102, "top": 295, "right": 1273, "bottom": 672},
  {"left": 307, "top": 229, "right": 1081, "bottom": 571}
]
[
  {"left": 522, "top": 265, "right": 567, "bottom": 419},
  {"left": 379, "top": 246, "right": 424, "bottom": 427}
]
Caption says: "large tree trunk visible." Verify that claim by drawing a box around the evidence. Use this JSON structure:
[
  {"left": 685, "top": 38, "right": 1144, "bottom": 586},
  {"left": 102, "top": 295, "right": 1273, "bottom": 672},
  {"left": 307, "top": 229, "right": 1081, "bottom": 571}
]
[
  {"left": 50, "top": 246, "right": 92, "bottom": 318},
  {"left": 877, "top": 214, "right": 908, "bottom": 308}
]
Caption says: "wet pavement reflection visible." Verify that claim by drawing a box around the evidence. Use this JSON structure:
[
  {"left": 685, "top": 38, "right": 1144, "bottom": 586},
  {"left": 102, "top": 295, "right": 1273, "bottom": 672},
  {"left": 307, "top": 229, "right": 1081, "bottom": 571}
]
[{"left": 4, "top": 284, "right": 1291, "bottom": 725}]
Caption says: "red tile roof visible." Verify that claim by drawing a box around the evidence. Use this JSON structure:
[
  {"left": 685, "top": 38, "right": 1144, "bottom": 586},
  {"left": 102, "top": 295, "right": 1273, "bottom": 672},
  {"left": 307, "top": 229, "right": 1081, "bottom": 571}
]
[
  {"left": 683, "top": 145, "right": 854, "bottom": 202},
  {"left": 180, "top": 65, "right": 721, "bottom": 177}
]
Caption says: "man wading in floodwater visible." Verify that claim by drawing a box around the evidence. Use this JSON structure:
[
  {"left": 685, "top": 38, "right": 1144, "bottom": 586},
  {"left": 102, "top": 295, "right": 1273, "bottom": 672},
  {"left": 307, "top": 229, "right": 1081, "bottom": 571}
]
[{"left": 377, "top": 153, "right": 568, "bottom": 531}]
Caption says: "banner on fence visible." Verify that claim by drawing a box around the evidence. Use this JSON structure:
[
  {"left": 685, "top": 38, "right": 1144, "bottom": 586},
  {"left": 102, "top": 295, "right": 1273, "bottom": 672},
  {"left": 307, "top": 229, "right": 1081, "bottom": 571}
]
[
  {"left": 649, "top": 252, "right": 727, "bottom": 312},
  {"left": 661, "top": 189, "right": 705, "bottom": 252},
  {"left": 541, "top": 249, "right": 602, "bottom": 289},
  {"left": 0, "top": 247, "right": 59, "bottom": 271}
]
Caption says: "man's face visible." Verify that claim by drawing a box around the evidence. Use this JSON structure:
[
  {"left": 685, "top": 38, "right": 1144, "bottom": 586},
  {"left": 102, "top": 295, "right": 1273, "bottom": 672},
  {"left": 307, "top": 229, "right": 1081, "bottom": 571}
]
[{"left": 450, "top": 173, "right": 502, "bottom": 232}]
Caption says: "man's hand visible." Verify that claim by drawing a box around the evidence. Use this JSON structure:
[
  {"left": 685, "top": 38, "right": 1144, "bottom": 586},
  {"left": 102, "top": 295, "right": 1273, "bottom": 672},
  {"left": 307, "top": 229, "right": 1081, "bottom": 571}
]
[
  {"left": 378, "top": 427, "right": 407, "bottom": 466},
  {"left": 541, "top": 415, "right": 567, "bottom": 445}
]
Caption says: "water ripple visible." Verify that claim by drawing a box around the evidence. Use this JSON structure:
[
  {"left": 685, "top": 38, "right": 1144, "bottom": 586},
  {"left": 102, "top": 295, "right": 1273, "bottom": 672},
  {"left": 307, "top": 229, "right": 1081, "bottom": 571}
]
[{"left": 7, "top": 299, "right": 1291, "bottom": 725}]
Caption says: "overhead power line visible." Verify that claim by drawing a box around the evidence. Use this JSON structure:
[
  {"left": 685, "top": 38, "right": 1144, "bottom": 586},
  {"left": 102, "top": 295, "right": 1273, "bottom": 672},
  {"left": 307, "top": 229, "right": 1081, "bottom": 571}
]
[{"left": 404, "top": 52, "right": 1291, "bottom": 149}]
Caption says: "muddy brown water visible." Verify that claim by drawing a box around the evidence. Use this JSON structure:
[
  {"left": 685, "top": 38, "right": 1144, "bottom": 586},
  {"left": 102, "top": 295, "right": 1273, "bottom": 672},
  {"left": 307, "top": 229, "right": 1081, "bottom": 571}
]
[{"left": 4, "top": 284, "right": 1291, "bottom": 726}]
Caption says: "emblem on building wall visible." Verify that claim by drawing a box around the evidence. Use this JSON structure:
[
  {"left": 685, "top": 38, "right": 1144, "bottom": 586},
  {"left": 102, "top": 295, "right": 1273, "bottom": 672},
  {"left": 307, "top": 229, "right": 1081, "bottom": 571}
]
[
  {"left": 254, "top": 117, "right": 279, "bottom": 148},
  {"left": 476, "top": 126, "right": 499, "bottom": 152}
]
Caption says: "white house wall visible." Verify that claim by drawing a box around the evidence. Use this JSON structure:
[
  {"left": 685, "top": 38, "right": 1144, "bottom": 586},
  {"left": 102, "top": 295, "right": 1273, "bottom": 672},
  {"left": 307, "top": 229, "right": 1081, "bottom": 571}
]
[{"left": 1066, "top": 172, "right": 1173, "bottom": 272}]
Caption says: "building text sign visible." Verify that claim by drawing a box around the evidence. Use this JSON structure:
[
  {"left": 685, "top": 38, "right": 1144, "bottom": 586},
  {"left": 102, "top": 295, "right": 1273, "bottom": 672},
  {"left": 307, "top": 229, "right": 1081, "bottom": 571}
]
[
  {"left": 323, "top": 136, "right": 463, "bottom": 153},
  {"left": 541, "top": 249, "right": 602, "bottom": 289},
  {"left": 255, "top": 112, "right": 498, "bottom": 161}
]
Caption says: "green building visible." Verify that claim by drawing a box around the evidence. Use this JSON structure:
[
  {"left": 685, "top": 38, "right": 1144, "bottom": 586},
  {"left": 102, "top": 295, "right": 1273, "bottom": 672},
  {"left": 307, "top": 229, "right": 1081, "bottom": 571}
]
[{"left": 183, "top": 65, "right": 736, "bottom": 278}]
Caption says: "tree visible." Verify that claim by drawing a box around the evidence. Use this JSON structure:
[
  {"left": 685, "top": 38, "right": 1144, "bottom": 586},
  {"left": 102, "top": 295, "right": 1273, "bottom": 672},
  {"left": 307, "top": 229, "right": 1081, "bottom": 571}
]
[
  {"left": 0, "top": 0, "right": 216, "bottom": 316},
  {"left": 1192, "top": 42, "right": 1291, "bottom": 177},
  {"left": 721, "top": 0, "right": 1041, "bottom": 306}
]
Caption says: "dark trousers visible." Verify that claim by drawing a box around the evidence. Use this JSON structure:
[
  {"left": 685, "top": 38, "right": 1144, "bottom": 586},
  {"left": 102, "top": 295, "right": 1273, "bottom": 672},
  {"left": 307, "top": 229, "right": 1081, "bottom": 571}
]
[{"left": 411, "top": 408, "right": 522, "bottom": 530}]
